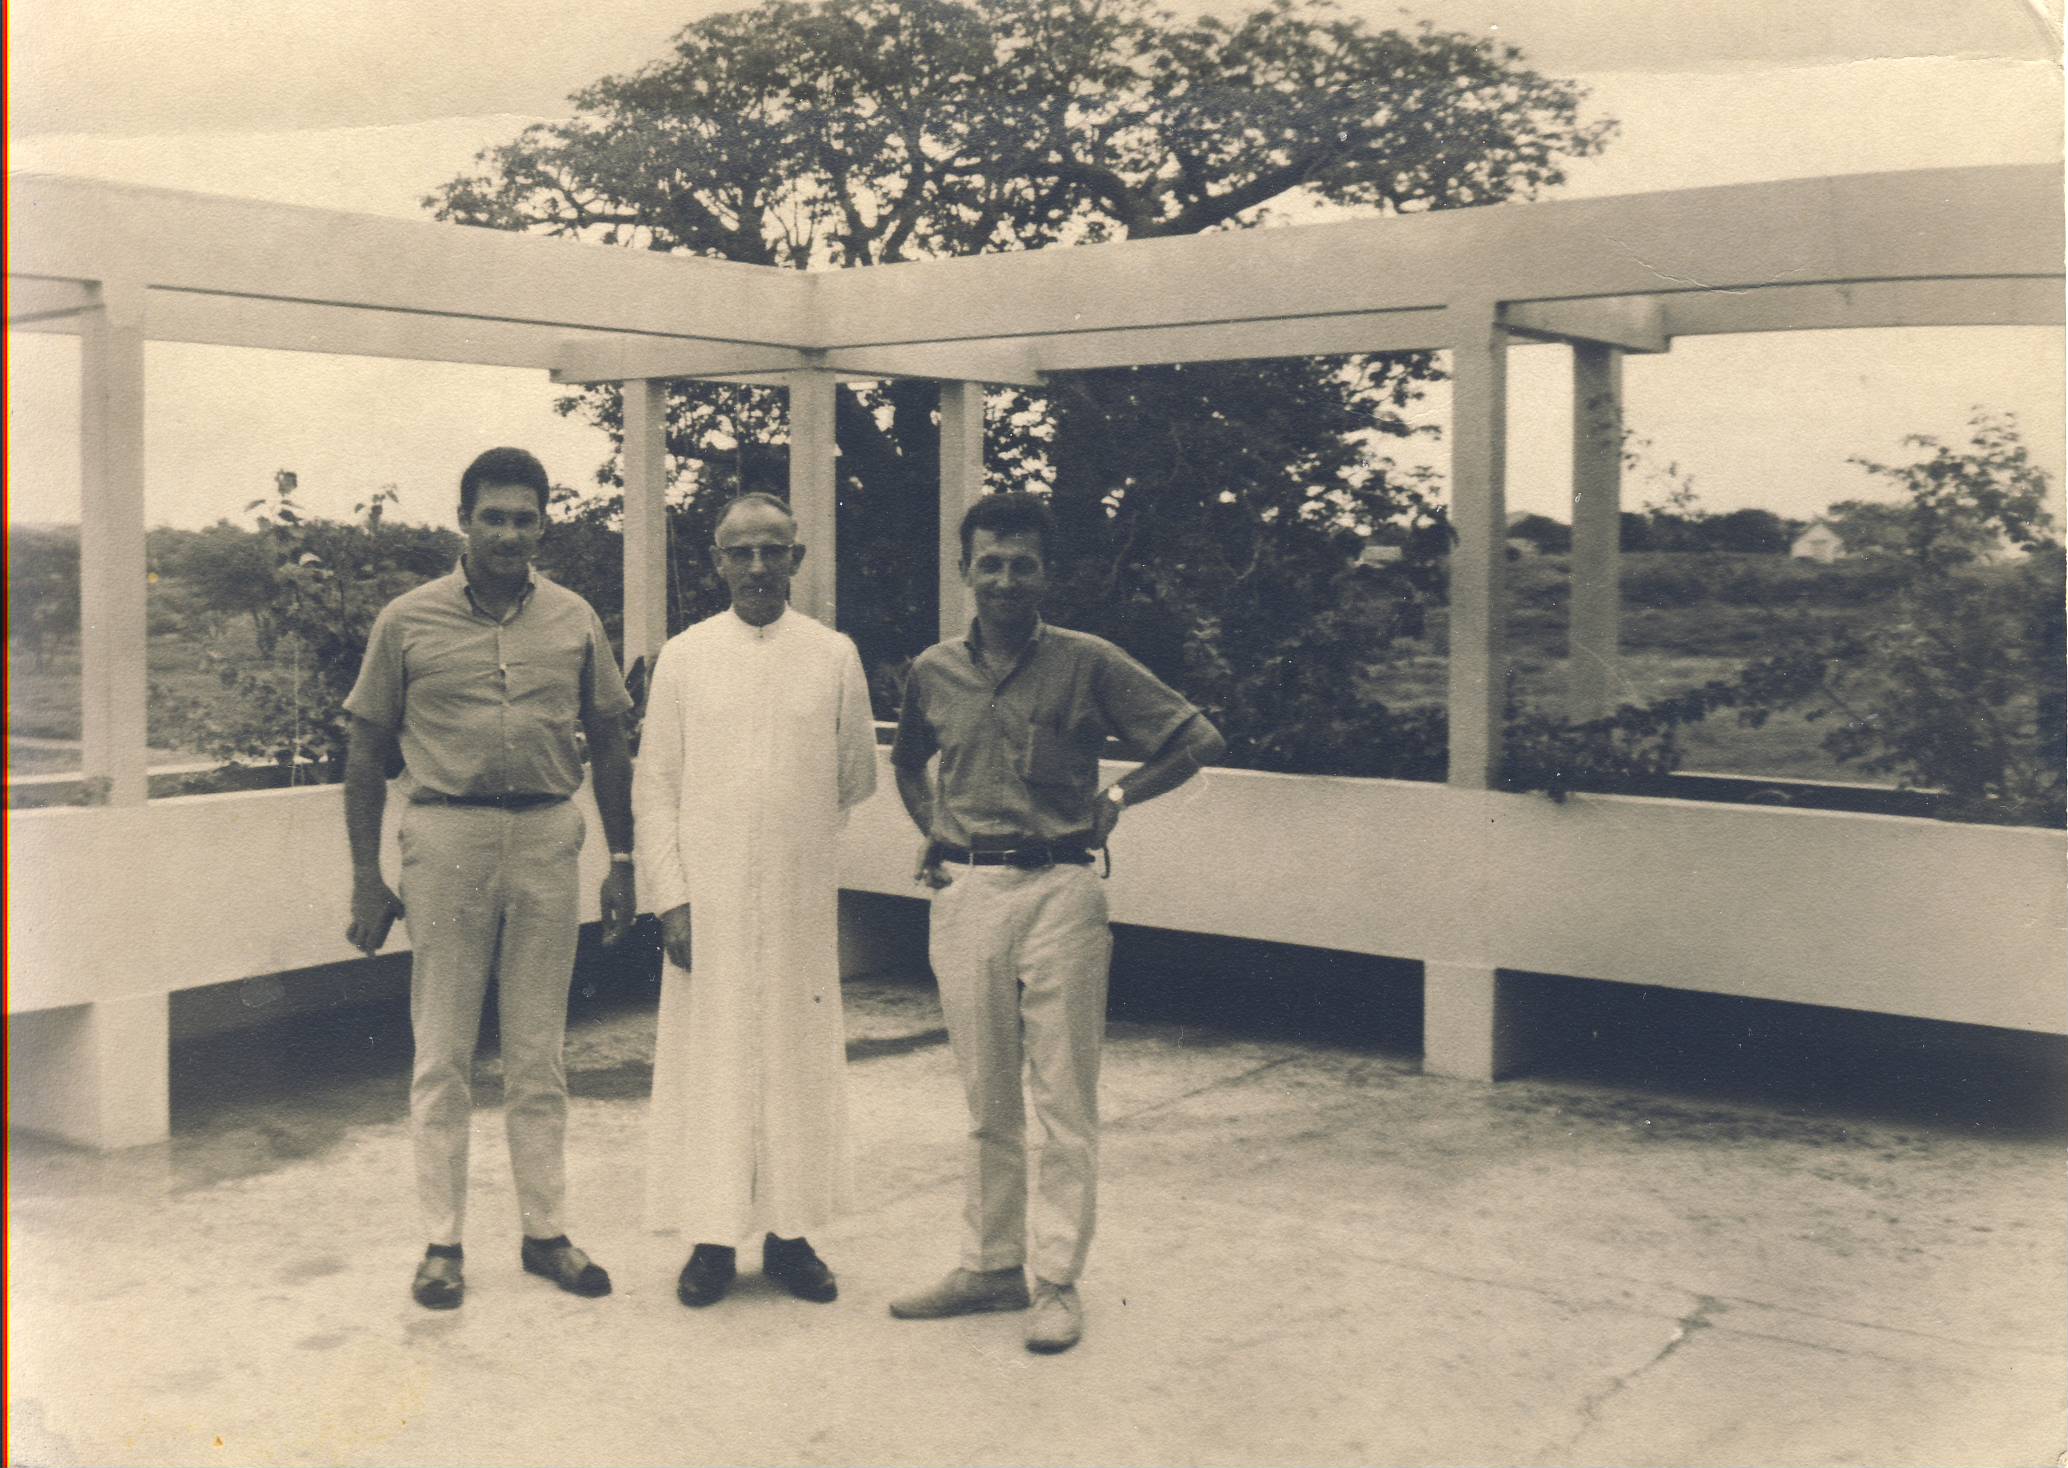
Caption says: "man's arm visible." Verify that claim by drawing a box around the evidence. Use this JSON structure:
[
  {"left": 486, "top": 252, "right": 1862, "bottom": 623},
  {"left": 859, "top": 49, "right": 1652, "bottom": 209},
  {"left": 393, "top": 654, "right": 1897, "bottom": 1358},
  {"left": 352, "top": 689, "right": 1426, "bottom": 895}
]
[
  {"left": 894, "top": 759, "right": 950, "bottom": 889},
  {"left": 1091, "top": 712, "right": 1226, "bottom": 846},
  {"left": 585, "top": 708, "right": 636, "bottom": 945},
  {"left": 343, "top": 715, "right": 404, "bottom": 954}
]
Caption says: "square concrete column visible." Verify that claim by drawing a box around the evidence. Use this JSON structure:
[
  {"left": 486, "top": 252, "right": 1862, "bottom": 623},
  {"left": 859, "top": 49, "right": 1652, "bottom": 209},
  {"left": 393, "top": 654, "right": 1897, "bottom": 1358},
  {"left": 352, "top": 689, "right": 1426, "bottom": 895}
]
[
  {"left": 937, "top": 380, "right": 986, "bottom": 641},
  {"left": 1443, "top": 301, "right": 1509, "bottom": 792},
  {"left": 1425, "top": 302, "right": 1526, "bottom": 1081},
  {"left": 8, "top": 994, "right": 171, "bottom": 1148},
  {"left": 1568, "top": 343, "right": 1624, "bottom": 720},
  {"left": 620, "top": 378, "right": 671, "bottom": 671},
  {"left": 786, "top": 369, "right": 838, "bottom": 625},
  {"left": 79, "top": 281, "right": 150, "bottom": 808}
]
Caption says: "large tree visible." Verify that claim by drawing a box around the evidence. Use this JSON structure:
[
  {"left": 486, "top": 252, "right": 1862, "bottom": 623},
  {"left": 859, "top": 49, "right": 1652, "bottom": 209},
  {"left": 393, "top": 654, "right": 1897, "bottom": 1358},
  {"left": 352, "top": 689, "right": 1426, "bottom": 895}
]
[{"left": 429, "top": 0, "right": 1609, "bottom": 725}]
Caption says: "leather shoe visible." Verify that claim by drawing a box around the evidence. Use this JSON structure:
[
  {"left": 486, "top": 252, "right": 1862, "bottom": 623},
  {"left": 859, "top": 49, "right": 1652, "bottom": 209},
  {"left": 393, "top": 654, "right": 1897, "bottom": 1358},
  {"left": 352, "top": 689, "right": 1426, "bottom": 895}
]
[
  {"left": 411, "top": 1247, "right": 464, "bottom": 1310},
  {"left": 520, "top": 1235, "right": 611, "bottom": 1298},
  {"left": 888, "top": 1267, "right": 1030, "bottom": 1319},
  {"left": 762, "top": 1234, "right": 837, "bottom": 1303},
  {"left": 677, "top": 1244, "right": 736, "bottom": 1307},
  {"left": 1025, "top": 1280, "right": 1083, "bottom": 1353}
]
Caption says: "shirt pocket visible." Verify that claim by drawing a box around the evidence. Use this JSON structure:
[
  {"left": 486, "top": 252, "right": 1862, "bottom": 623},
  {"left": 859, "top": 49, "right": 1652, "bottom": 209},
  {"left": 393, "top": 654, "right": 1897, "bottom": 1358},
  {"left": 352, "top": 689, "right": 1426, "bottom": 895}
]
[{"left": 1023, "top": 716, "right": 1099, "bottom": 793}]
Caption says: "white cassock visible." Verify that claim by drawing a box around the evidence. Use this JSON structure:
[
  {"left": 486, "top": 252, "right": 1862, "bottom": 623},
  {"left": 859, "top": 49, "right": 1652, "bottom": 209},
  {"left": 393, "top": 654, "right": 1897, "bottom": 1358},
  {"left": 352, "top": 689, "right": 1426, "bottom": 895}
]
[{"left": 634, "top": 606, "right": 880, "bottom": 1245}]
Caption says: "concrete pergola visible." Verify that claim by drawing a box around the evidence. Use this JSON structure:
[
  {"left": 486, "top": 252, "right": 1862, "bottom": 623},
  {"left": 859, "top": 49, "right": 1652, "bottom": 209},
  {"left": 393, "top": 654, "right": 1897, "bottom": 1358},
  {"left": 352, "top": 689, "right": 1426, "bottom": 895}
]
[{"left": 7, "top": 163, "right": 2062, "bottom": 1138}]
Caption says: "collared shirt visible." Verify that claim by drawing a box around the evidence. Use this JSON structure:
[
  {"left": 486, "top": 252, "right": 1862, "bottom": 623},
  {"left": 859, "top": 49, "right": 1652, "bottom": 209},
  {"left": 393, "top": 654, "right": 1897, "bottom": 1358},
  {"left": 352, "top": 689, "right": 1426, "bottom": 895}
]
[
  {"left": 344, "top": 559, "right": 632, "bottom": 799},
  {"left": 892, "top": 618, "right": 1200, "bottom": 846}
]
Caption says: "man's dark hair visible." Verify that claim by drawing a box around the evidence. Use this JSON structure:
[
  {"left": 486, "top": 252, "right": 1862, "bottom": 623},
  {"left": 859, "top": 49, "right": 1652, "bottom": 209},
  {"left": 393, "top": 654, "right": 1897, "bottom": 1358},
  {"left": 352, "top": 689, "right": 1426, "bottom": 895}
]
[
  {"left": 460, "top": 447, "right": 552, "bottom": 518},
  {"left": 958, "top": 491, "right": 1057, "bottom": 565}
]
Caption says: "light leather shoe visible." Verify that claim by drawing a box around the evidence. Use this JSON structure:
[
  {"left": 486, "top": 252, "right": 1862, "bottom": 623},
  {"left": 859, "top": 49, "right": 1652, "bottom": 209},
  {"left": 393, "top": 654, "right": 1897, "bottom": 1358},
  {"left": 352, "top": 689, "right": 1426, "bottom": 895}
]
[
  {"left": 1024, "top": 1280, "right": 1082, "bottom": 1353},
  {"left": 887, "top": 1267, "right": 1030, "bottom": 1319}
]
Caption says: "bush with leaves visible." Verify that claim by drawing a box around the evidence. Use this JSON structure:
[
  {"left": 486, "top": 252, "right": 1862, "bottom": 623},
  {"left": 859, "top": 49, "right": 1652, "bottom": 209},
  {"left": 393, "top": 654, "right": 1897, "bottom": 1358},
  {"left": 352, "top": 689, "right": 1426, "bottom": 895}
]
[{"left": 152, "top": 483, "right": 460, "bottom": 780}]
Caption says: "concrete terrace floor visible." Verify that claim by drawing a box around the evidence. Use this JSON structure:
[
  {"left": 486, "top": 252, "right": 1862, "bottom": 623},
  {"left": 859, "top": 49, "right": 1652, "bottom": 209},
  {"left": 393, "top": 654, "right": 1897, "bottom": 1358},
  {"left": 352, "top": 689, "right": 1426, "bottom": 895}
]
[{"left": 9, "top": 939, "right": 2067, "bottom": 1468}]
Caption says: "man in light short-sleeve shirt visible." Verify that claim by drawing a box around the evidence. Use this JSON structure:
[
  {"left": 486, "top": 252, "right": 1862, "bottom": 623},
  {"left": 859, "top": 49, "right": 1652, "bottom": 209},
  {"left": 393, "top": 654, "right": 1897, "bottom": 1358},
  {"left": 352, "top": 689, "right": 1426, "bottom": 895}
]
[
  {"left": 887, "top": 491, "right": 1224, "bottom": 1354},
  {"left": 342, "top": 446, "right": 635, "bottom": 1312}
]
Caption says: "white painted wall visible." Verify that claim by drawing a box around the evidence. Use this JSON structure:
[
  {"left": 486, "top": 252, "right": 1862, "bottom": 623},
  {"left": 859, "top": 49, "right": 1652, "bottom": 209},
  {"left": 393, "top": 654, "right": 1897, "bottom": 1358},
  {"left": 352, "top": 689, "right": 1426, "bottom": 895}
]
[{"left": 11, "top": 755, "right": 2065, "bottom": 1034}]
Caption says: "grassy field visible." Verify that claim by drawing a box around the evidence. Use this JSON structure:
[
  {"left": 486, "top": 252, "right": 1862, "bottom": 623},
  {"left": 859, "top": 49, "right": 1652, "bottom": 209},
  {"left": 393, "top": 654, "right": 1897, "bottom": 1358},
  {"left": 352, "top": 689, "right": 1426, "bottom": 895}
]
[
  {"left": 9, "top": 556, "right": 1891, "bottom": 788},
  {"left": 6, "top": 617, "right": 247, "bottom": 775}
]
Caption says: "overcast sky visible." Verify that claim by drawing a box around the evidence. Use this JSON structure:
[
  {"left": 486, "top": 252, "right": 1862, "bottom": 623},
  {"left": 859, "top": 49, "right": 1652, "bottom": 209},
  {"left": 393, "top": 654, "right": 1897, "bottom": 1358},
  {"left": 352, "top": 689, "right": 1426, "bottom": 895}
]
[{"left": 7, "top": 0, "right": 2064, "bottom": 531}]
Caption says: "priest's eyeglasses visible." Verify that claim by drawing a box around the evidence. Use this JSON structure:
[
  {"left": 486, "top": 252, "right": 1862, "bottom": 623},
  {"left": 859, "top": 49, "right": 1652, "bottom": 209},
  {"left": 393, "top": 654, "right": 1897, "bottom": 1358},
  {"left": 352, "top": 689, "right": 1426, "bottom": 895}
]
[{"left": 717, "top": 544, "right": 798, "bottom": 568}]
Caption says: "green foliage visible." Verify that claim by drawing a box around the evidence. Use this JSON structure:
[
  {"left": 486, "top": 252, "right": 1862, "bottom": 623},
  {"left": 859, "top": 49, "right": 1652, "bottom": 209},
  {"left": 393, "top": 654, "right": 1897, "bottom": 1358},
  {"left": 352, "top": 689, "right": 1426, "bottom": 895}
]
[
  {"left": 7, "top": 525, "right": 81, "bottom": 670},
  {"left": 151, "top": 481, "right": 461, "bottom": 779},
  {"left": 426, "top": 0, "right": 1611, "bottom": 730},
  {"left": 1559, "top": 413, "right": 2063, "bottom": 826}
]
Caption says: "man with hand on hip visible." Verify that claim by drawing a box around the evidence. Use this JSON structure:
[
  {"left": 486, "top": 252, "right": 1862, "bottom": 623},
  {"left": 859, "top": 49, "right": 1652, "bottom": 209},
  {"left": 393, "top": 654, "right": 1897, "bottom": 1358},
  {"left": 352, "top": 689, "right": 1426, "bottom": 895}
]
[
  {"left": 342, "top": 445, "right": 636, "bottom": 1311},
  {"left": 887, "top": 491, "right": 1224, "bottom": 1353}
]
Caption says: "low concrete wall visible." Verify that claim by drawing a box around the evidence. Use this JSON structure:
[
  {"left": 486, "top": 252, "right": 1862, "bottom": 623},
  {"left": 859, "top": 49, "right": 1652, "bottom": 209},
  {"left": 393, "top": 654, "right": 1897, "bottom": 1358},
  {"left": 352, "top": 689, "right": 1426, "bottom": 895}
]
[
  {"left": 11, "top": 755, "right": 2064, "bottom": 1032},
  {"left": 8, "top": 755, "right": 2064, "bottom": 1143}
]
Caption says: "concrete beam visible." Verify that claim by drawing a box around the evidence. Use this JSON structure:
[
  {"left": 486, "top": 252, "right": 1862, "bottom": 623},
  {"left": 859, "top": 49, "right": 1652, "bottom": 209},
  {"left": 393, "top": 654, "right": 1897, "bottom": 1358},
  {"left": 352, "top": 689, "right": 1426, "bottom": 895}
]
[
  {"left": 8, "top": 171, "right": 811, "bottom": 346},
  {"left": 1503, "top": 298, "right": 1668, "bottom": 354},
  {"left": 1029, "top": 308, "right": 1452, "bottom": 370},
  {"left": 8, "top": 274, "right": 96, "bottom": 324},
  {"left": 1658, "top": 277, "right": 2067, "bottom": 337},
  {"left": 809, "top": 166, "right": 2060, "bottom": 352},
  {"left": 554, "top": 337, "right": 1044, "bottom": 387}
]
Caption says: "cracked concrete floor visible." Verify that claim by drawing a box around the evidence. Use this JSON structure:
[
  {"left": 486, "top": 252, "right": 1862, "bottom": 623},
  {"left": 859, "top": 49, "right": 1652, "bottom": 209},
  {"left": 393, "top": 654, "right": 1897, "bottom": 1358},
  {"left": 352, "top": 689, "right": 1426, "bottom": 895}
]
[{"left": 9, "top": 960, "right": 2066, "bottom": 1467}]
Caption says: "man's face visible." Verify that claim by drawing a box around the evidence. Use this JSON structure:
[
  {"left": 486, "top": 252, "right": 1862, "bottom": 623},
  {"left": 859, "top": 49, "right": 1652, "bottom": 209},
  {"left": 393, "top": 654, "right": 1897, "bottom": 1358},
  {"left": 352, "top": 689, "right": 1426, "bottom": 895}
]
[
  {"left": 712, "top": 501, "right": 803, "bottom": 624},
  {"left": 460, "top": 483, "right": 544, "bottom": 579},
  {"left": 962, "top": 528, "right": 1048, "bottom": 624}
]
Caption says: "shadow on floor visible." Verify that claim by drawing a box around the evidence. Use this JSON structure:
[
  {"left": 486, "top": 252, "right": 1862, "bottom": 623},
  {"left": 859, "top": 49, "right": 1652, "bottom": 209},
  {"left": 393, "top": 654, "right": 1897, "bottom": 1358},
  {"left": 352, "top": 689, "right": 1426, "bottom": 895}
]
[{"left": 1514, "top": 973, "right": 2068, "bottom": 1141}]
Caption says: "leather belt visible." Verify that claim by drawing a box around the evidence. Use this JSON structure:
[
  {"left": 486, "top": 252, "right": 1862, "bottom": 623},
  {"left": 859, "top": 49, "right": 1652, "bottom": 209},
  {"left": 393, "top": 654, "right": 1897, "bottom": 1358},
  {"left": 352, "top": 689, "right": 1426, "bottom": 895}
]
[
  {"left": 416, "top": 791, "right": 569, "bottom": 810},
  {"left": 931, "top": 840, "right": 1094, "bottom": 870}
]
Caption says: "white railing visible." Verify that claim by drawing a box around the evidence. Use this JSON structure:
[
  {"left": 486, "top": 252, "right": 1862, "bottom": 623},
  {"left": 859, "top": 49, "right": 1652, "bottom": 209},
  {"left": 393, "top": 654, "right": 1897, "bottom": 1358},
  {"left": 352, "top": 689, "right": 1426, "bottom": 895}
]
[{"left": 12, "top": 757, "right": 2063, "bottom": 1028}]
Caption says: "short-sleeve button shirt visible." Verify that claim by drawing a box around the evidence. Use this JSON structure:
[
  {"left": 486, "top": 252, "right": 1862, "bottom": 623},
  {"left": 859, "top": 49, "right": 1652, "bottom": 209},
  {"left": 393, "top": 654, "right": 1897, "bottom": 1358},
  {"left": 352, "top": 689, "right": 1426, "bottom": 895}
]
[
  {"left": 344, "top": 561, "right": 633, "bottom": 800},
  {"left": 892, "top": 619, "right": 1201, "bottom": 846}
]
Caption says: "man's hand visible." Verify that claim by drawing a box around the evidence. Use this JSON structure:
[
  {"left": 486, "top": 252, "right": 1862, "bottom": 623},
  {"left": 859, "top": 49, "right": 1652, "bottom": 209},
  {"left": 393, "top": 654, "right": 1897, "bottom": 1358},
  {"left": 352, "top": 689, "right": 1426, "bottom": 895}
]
[
  {"left": 1090, "top": 787, "right": 1124, "bottom": 846},
  {"left": 913, "top": 837, "right": 950, "bottom": 890},
  {"left": 659, "top": 904, "right": 693, "bottom": 970},
  {"left": 347, "top": 873, "right": 404, "bottom": 955},
  {"left": 600, "top": 865, "right": 637, "bottom": 947}
]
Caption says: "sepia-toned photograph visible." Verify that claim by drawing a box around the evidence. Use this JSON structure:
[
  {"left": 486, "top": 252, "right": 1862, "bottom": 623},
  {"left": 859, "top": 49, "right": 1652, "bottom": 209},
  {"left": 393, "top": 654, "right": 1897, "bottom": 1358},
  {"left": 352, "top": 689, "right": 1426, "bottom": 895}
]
[{"left": 7, "top": 1, "right": 2064, "bottom": 1463}]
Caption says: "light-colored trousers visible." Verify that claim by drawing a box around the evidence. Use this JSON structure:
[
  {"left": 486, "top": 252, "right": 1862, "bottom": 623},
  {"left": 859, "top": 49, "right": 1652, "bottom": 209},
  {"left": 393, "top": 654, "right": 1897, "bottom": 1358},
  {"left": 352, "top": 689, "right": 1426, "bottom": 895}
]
[
  {"left": 398, "top": 798, "right": 586, "bottom": 1246},
  {"left": 928, "top": 861, "right": 1113, "bottom": 1286}
]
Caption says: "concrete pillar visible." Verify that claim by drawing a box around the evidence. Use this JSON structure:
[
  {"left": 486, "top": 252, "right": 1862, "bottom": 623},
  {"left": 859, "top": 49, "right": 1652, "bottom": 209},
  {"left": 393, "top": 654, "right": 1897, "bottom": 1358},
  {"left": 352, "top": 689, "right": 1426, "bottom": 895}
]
[
  {"left": 1444, "top": 301, "right": 1509, "bottom": 790},
  {"left": 1568, "top": 343, "right": 1624, "bottom": 719},
  {"left": 1425, "top": 304, "right": 1525, "bottom": 1082},
  {"left": 8, "top": 995, "right": 171, "bottom": 1148},
  {"left": 620, "top": 378, "right": 670, "bottom": 671},
  {"left": 937, "top": 380, "right": 986, "bottom": 640},
  {"left": 787, "top": 369, "right": 838, "bottom": 625},
  {"left": 79, "top": 280, "right": 150, "bottom": 807}
]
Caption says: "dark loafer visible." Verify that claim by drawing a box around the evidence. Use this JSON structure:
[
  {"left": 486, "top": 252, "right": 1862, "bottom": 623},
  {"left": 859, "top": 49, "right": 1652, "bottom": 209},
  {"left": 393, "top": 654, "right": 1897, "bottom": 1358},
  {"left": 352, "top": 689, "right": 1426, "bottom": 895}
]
[
  {"left": 677, "top": 1244, "right": 736, "bottom": 1308},
  {"left": 412, "top": 1248, "right": 464, "bottom": 1310},
  {"left": 520, "top": 1235, "right": 611, "bottom": 1298},
  {"left": 762, "top": 1234, "right": 837, "bottom": 1303}
]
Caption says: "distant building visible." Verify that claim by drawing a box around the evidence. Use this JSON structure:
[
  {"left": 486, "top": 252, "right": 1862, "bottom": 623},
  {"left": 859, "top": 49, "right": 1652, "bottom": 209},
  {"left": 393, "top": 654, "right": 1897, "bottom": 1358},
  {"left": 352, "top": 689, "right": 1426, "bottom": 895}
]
[
  {"left": 1355, "top": 543, "right": 1404, "bottom": 568},
  {"left": 1790, "top": 518, "right": 1848, "bottom": 563}
]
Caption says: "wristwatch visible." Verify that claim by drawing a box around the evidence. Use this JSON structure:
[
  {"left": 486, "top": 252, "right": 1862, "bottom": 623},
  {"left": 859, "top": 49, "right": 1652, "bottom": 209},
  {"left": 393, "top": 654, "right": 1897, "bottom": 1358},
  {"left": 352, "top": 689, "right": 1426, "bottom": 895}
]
[{"left": 610, "top": 851, "right": 636, "bottom": 865}]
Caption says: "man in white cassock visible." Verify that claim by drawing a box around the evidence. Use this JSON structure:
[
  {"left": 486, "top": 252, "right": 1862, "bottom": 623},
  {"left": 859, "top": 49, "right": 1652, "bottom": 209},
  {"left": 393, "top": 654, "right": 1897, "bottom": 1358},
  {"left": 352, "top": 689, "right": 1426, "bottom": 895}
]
[{"left": 633, "top": 492, "right": 880, "bottom": 1308}]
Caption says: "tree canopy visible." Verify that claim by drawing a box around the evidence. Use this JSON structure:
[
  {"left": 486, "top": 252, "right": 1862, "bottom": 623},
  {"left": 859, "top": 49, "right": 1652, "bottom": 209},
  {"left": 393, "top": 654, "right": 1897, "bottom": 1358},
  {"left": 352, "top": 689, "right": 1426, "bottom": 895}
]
[{"left": 429, "top": 0, "right": 1611, "bottom": 743}]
